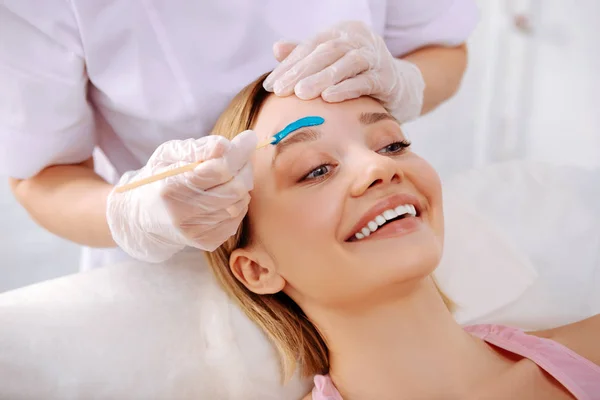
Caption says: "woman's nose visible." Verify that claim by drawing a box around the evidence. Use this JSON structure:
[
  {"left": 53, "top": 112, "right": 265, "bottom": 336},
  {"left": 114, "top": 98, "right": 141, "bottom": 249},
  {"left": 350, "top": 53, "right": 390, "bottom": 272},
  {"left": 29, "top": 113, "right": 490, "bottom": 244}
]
[{"left": 350, "top": 151, "right": 403, "bottom": 197}]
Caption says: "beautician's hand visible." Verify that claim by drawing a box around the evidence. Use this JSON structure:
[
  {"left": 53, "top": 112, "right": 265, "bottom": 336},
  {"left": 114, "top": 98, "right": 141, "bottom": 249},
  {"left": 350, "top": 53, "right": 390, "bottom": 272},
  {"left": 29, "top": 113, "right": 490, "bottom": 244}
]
[
  {"left": 263, "top": 21, "right": 425, "bottom": 122},
  {"left": 107, "top": 130, "right": 257, "bottom": 263}
]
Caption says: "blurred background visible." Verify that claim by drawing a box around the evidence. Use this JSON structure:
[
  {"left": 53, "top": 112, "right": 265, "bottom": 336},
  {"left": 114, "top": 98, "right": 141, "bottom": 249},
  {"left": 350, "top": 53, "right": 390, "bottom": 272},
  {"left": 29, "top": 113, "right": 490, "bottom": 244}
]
[{"left": 1, "top": 0, "right": 598, "bottom": 293}]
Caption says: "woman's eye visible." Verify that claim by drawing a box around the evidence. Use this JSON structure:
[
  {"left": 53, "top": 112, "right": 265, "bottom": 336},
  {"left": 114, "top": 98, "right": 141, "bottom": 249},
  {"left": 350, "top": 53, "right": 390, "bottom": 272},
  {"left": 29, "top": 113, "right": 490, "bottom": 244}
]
[
  {"left": 378, "top": 140, "right": 411, "bottom": 155},
  {"left": 303, "top": 164, "right": 332, "bottom": 181}
]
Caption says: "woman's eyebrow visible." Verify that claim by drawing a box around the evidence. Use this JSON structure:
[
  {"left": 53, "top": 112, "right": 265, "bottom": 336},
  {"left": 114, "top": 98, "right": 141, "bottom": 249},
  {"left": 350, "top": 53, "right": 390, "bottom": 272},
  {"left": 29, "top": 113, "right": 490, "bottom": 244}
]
[
  {"left": 359, "top": 112, "right": 399, "bottom": 125},
  {"left": 271, "top": 127, "right": 322, "bottom": 166}
]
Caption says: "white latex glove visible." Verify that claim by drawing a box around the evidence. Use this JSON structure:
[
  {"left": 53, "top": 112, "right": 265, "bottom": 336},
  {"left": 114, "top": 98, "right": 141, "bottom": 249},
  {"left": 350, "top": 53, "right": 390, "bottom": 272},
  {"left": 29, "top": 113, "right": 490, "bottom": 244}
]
[
  {"left": 107, "top": 130, "right": 258, "bottom": 263},
  {"left": 263, "top": 21, "right": 425, "bottom": 122}
]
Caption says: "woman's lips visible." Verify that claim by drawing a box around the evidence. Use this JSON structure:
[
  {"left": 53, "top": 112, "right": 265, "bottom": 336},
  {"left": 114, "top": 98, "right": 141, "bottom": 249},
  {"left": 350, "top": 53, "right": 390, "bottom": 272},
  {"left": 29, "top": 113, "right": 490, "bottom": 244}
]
[{"left": 344, "top": 193, "right": 422, "bottom": 241}]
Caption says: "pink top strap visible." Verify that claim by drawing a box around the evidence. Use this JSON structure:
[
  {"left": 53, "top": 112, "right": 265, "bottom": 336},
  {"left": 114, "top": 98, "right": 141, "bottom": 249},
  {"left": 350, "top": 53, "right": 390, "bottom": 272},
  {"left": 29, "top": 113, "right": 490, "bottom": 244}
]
[
  {"left": 312, "top": 324, "right": 600, "bottom": 400},
  {"left": 465, "top": 324, "right": 600, "bottom": 400}
]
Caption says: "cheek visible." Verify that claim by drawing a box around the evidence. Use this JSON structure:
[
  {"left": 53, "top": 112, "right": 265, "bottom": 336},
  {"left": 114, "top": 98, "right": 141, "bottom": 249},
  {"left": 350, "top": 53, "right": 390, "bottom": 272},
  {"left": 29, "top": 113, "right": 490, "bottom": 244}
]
[
  {"left": 275, "top": 190, "right": 341, "bottom": 254},
  {"left": 260, "top": 191, "right": 348, "bottom": 304},
  {"left": 250, "top": 183, "right": 345, "bottom": 271},
  {"left": 406, "top": 158, "right": 444, "bottom": 233}
]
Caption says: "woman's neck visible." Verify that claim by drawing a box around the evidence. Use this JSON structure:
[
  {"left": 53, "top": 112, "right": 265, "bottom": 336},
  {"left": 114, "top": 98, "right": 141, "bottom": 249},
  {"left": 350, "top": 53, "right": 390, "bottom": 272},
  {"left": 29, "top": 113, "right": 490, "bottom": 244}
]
[{"left": 307, "top": 279, "right": 512, "bottom": 399}]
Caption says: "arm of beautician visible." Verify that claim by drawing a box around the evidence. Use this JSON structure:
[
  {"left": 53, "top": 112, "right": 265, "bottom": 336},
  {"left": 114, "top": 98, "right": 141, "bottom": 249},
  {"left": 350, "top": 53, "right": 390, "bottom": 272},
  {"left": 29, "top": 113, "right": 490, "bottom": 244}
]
[
  {"left": 10, "top": 131, "right": 258, "bottom": 263},
  {"left": 401, "top": 43, "right": 468, "bottom": 116},
  {"left": 9, "top": 159, "right": 117, "bottom": 248}
]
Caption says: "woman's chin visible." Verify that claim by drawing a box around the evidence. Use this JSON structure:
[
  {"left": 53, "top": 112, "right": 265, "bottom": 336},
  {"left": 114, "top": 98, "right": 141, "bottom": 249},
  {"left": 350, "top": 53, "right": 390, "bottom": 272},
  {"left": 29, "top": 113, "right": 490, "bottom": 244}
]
[{"left": 357, "top": 234, "right": 442, "bottom": 279}]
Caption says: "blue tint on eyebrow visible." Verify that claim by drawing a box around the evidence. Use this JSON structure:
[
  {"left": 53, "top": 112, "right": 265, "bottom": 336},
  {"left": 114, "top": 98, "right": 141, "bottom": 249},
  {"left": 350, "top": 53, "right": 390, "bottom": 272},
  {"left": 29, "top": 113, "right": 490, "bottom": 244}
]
[{"left": 270, "top": 116, "right": 325, "bottom": 145}]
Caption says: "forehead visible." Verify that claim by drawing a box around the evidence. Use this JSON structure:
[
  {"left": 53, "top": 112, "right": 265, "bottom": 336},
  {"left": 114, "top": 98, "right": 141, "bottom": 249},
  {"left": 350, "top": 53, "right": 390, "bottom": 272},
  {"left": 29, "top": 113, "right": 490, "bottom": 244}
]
[{"left": 252, "top": 95, "right": 389, "bottom": 143}]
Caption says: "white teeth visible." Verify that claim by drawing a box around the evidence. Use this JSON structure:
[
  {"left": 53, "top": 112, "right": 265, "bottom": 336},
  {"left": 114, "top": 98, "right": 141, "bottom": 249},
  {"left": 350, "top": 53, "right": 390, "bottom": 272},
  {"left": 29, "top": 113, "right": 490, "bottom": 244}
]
[
  {"left": 394, "top": 204, "right": 417, "bottom": 217},
  {"left": 382, "top": 209, "right": 397, "bottom": 220},
  {"left": 352, "top": 204, "right": 418, "bottom": 241},
  {"left": 394, "top": 205, "right": 409, "bottom": 216}
]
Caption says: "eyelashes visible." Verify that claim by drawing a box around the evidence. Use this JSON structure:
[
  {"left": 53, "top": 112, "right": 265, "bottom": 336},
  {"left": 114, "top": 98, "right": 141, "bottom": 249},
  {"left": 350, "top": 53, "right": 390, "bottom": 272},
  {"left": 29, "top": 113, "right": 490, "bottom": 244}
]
[
  {"left": 303, "top": 165, "right": 333, "bottom": 180},
  {"left": 299, "top": 140, "right": 411, "bottom": 183},
  {"left": 377, "top": 140, "right": 411, "bottom": 155}
]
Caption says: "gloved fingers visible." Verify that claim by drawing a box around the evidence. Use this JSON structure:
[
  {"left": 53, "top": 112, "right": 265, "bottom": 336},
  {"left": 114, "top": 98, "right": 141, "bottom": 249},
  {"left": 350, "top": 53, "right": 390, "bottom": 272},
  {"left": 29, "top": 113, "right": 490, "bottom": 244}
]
[
  {"left": 182, "top": 207, "right": 249, "bottom": 251},
  {"left": 187, "top": 135, "right": 231, "bottom": 162},
  {"left": 264, "top": 20, "right": 380, "bottom": 92},
  {"left": 223, "top": 130, "right": 258, "bottom": 174},
  {"left": 263, "top": 28, "right": 338, "bottom": 91},
  {"left": 200, "top": 136, "right": 230, "bottom": 160},
  {"left": 146, "top": 139, "right": 191, "bottom": 167},
  {"left": 171, "top": 130, "right": 255, "bottom": 192},
  {"left": 191, "top": 227, "right": 240, "bottom": 251},
  {"left": 115, "top": 168, "right": 143, "bottom": 187},
  {"left": 156, "top": 159, "right": 231, "bottom": 198},
  {"left": 192, "top": 162, "right": 253, "bottom": 201},
  {"left": 162, "top": 185, "right": 236, "bottom": 214},
  {"left": 148, "top": 136, "right": 231, "bottom": 169},
  {"left": 195, "top": 211, "right": 247, "bottom": 240},
  {"left": 162, "top": 163, "right": 252, "bottom": 210},
  {"left": 264, "top": 42, "right": 318, "bottom": 91},
  {"left": 273, "top": 40, "right": 298, "bottom": 62},
  {"left": 188, "top": 158, "right": 235, "bottom": 191},
  {"left": 178, "top": 196, "right": 250, "bottom": 226},
  {"left": 321, "top": 73, "right": 378, "bottom": 103},
  {"left": 294, "top": 48, "right": 372, "bottom": 100},
  {"left": 195, "top": 167, "right": 251, "bottom": 212},
  {"left": 224, "top": 195, "right": 251, "bottom": 218},
  {"left": 109, "top": 134, "right": 252, "bottom": 260},
  {"left": 165, "top": 184, "right": 249, "bottom": 217},
  {"left": 270, "top": 39, "right": 353, "bottom": 97}
]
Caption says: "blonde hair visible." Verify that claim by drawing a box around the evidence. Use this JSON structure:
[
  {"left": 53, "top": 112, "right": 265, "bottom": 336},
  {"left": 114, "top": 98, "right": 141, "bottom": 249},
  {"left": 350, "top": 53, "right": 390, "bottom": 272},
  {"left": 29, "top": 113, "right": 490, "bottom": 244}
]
[
  {"left": 205, "top": 72, "right": 452, "bottom": 382},
  {"left": 205, "top": 73, "right": 328, "bottom": 381}
]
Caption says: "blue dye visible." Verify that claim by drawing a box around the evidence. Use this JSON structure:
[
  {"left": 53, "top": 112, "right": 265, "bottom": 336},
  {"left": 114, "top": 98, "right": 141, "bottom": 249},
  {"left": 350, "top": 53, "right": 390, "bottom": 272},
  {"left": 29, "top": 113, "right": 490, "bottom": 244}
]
[{"left": 271, "top": 116, "right": 325, "bottom": 145}]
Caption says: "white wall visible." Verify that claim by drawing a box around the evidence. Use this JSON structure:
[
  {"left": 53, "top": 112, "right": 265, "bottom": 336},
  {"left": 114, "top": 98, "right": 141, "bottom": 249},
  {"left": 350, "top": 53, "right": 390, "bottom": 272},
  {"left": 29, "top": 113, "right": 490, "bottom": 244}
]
[{"left": 408, "top": 0, "right": 600, "bottom": 178}]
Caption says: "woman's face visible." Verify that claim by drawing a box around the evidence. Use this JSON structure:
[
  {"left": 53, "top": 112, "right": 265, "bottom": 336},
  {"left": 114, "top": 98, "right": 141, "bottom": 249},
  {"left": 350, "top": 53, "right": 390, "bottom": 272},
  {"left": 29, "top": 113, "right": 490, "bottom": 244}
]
[{"left": 230, "top": 94, "right": 444, "bottom": 310}]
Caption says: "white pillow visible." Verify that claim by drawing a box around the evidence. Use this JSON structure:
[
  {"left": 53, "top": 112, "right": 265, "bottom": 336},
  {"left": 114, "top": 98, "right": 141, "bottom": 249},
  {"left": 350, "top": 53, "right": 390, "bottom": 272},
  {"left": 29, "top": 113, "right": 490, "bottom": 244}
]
[
  {"left": 0, "top": 251, "right": 310, "bottom": 399},
  {"left": 439, "top": 160, "right": 600, "bottom": 329},
  {"left": 435, "top": 188, "right": 538, "bottom": 323}
]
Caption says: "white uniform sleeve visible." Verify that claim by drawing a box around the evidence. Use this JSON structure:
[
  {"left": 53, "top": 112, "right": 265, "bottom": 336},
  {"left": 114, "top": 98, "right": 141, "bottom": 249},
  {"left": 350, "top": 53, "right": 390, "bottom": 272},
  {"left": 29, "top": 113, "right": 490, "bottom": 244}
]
[
  {"left": 383, "top": 0, "right": 480, "bottom": 57},
  {"left": 0, "top": 2, "right": 95, "bottom": 179}
]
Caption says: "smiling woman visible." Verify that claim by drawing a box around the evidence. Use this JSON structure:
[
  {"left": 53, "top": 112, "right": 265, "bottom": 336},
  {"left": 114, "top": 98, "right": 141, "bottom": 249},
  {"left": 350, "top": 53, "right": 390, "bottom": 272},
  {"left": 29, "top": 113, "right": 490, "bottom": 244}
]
[
  {"left": 208, "top": 71, "right": 448, "bottom": 377},
  {"left": 206, "top": 73, "right": 600, "bottom": 399}
]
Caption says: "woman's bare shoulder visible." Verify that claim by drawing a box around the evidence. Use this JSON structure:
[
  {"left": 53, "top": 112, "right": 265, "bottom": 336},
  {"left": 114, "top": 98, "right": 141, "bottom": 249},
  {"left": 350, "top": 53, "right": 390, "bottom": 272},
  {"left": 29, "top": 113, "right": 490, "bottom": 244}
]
[
  {"left": 530, "top": 314, "right": 600, "bottom": 366},
  {"left": 302, "top": 393, "right": 313, "bottom": 400}
]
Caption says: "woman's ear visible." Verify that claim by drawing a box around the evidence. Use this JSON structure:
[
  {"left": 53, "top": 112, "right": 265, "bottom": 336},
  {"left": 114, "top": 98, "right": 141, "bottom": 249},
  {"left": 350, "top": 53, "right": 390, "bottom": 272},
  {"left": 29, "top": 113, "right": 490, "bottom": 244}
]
[{"left": 230, "top": 247, "right": 285, "bottom": 294}]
